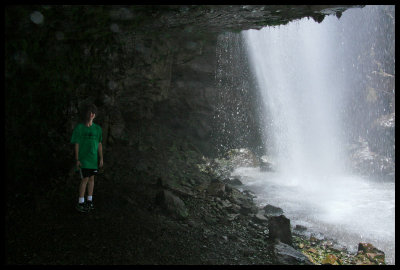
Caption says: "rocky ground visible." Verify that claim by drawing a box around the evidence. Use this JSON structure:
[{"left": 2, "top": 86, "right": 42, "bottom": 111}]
[
  {"left": 5, "top": 173, "right": 272, "bottom": 264},
  {"left": 5, "top": 153, "right": 387, "bottom": 265}
]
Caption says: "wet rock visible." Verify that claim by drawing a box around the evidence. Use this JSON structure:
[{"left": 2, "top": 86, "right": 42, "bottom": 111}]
[
  {"left": 238, "top": 200, "right": 258, "bottom": 216},
  {"left": 309, "top": 235, "right": 318, "bottom": 242},
  {"left": 357, "top": 243, "right": 385, "bottom": 265},
  {"left": 348, "top": 136, "right": 395, "bottom": 179},
  {"left": 260, "top": 155, "right": 276, "bottom": 171},
  {"left": 274, "top": 241, "right": 314, "bottom": 265},
  {"left": 263, "top": 204, "right": 284, "bottom": 217},
  {"left": 322, "top": 254, "right": 341, "bottom": 265},
  {"left": 365, "top": 253, "right": 385, "bottom": 265},
  {"left": 331, "top": 243, "right": 347, "bottom": 252},
  {"left": 207, "top": 180, "right": 225, "bottom": 197},
  {"left": 186, "top": 219, "right": 200, "bottom": 228},
  {"left": 203, "top": 215, "right": 218, "bottom": 225},
  {"left": 218, "top": 199, "right": 232, "bottom": 209},
  {"left": 253, "top": 211, "right": 268, "bottom": 224},
  {"left": 168, "top": 184, "right": 195, "bottom": 198},
  {"left": 321, "top": 240, "right": 333, "bottom": 248},
  {"left": 224, "top": 177, "right": 243, "bottom": 186},
  {"left": 260, "top": 163, "right": 272, "bottom": 172},
  {"left": 294, "top": 224, "right": 307, "bottom": 232},
  {"left": 194, "top": 182, "right": 209, "bottom": 193},
  {"left": 224, "top": 183, "right": 233, "bottom": 194},
  {"left": 243, "top": 189, "right": 256, "bottom": 198},
  {"left": 358, "top": 242, "right": 384, "bottom": 254},
  {"left": 241, "top": 247, "right": 256, "bottom": 257},
  {"left": 260, "top": 162, "right": 274, "bottom": 172},
  {"left": 155, "top": 189, "right": 188, "bottom": 220},
  {"left": 308, "top": 247, "right": 318, "bottom": 254},
  {"left": 226, "top": 213, "right": 240, "bottom": 221},
  {"left": 370, "top": 112, "right": 395, "bottom": 160},
  {"left": 225, "top": 148, "right": 260, "bottom": 168},
  {"left": 228, "top": 204, "right": 241, "bottom": 214},
  {"left": 228, "top": 187, "right": 250, "bottom": 205},
  {"left": 268, "top": 215, "right": 292, "bottom": 245}
]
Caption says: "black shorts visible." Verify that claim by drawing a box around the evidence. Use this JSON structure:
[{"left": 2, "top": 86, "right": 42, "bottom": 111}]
[{"left": 80, "top": 168, "right": 98, "bottom": 178}]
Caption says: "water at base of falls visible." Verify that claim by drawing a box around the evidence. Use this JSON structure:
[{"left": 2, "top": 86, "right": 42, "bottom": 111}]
[{"left": 232, "top": 167, "right": 395, "bottom": 265}]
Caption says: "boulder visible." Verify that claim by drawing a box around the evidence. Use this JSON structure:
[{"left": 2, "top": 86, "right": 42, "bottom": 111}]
[
  {"left": 358, "top": 242, "right": 384, "bottom": 254},
  {"left": 274, "top": 241, "right": 314, "bottom": 265},
  {"left": 357, "top": 243, "right": 385, "bottom": 264},
  {"left": 260, "top": 155, "right": 276, "bottom": 172},
  {"left": 236, "top": 199, "right": 258, "bottom": 216},
  {"left": 263, "top": 204, "right": 284, "bottom": 217},
  {"left": 260, "top": 161, "right": 274, "bottom": 172},
  {"left": 239, "top": 201, "right": 257, "bottom": 216},
  {"left": 268, "top": 215, "right": 292, "bottom": 245},
  {"left": 207, "top": 180, "right": 226, "bottom": 197},
  {"left": 155, "top": 189, "right": 189, "bottom": 220},
  {"left": 224, "top": 177, "right": 242, "bottom": 186},
  {"left": 243, "top": 189, "right": 256, "bottom": 198},
  {"left": 322, "top": 254, "right": 341, "bottom": 265},
  {"left": 253, "top": 211, "right": 268, "bottom": 224},
  {"left": 294, "top": 224, "right": 307, "bottom": 232}
]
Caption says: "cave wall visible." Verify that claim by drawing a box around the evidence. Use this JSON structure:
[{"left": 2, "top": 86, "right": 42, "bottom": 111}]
[{"left": 5, "top": 5, "right": 363, "bottom": 194}]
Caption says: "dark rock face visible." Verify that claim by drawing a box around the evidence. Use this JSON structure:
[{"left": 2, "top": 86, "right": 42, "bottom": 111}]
[
  {"left": 369, "top": 112, "right": 395, "bottom": 160},
  {"left": 137, "top": 5, "right": 362, "bottom": 33},
  {"left": 347, "top": 136, "right": 395, "bottom": 180}
]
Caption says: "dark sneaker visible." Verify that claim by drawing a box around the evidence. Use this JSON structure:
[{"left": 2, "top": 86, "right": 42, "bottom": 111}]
[
  {"left": 86, "top": 200, "right": 94, "bottom": 211},
  {"left": 76, "top": 202, "right": 89, "bottom": 213}
]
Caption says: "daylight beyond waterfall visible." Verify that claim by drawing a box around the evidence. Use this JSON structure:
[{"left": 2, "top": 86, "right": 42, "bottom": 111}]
[{"left": 234, "top": 6, "right": 395, "bottom": 264}]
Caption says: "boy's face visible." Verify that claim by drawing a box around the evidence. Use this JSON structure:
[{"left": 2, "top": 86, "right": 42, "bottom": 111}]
[{"left": 90, "top": 112, "right": 96, "bottom": 120}]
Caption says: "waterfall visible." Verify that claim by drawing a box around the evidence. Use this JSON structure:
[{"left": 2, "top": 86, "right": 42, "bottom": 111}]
[
  {"left": 233, "top": 6, "right": 395, "bottom": 264},
  {"left": 244, "top": 17, "right": 347, "bottom": 181}
]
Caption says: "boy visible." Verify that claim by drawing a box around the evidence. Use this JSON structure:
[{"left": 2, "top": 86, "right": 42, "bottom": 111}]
[{"left": 71, "top": 103, "right": 103, "bottom": 212}]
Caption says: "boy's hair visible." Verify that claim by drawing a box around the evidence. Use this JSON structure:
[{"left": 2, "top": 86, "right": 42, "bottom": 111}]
[{"left": 81, "top": 103, "right": 98, "bottom": 123}]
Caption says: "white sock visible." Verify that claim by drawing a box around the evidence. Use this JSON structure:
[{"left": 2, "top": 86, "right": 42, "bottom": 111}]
[
  {"left": 87, "top": 196, "right": 93, "bottom": 202},
  {"left": 79, "top": 197, "right": 85, "bottom": 204}
]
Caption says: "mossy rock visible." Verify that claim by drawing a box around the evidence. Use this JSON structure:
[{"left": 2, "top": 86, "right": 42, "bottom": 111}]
[{"left": 322, "top": 254, "right": 341, "bottom": 265}]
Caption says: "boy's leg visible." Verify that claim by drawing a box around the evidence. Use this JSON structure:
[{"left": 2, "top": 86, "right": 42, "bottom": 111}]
[
  {"left": 87, "top": 175, "right": 95, "bottom": 197},
  {"left": 76, "top": 177, "right": 89, "bottom": 212},
  {"left": 86, "top": 175, "right": 95, "bottom": 210},
  {"left": 79, "top": 177, "right": 89, "bottom": 199}
]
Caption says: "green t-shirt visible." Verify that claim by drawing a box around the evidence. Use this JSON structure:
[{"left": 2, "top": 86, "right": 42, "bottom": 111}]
[{"left": 70, "top": 123, "right": 102, "bottom": 169}]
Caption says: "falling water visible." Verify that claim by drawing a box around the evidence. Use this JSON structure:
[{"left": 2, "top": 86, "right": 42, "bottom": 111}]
[
  {"left": 245, "top": 16, "right": 347, "bottom": 179},
  {"left": 233, "top": 6, "right": 395, "bottom": 264}
]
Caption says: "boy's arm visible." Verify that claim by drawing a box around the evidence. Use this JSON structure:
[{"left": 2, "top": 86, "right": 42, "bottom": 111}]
[
  {"left": 75, "top": 143, "right": 81, "bottom": 167},
  {"left": 98, "top": 142, "right": 103, "bottom": 168}
]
